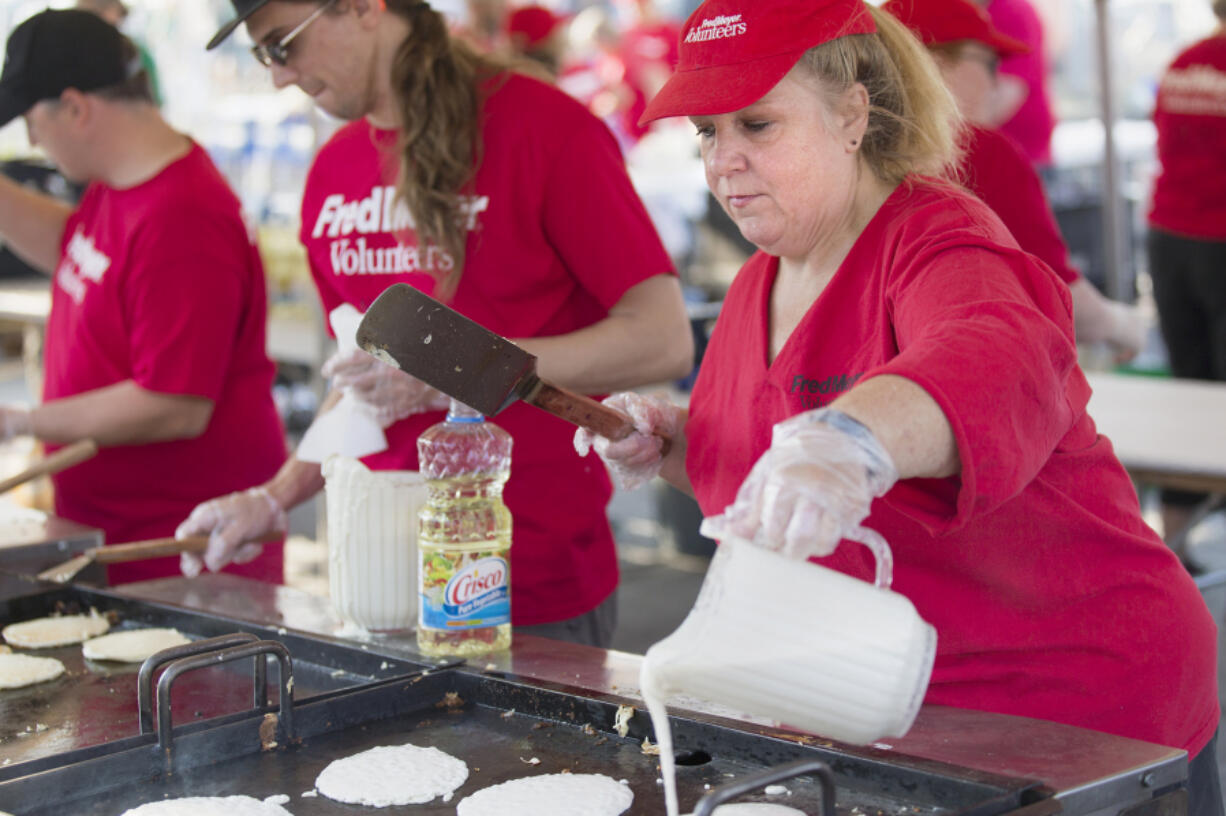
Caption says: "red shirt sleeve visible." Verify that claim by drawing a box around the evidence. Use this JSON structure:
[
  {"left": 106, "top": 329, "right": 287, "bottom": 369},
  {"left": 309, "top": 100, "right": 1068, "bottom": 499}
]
[{"left": 871, "top": 211, "right": 1084, "bottom": 531}]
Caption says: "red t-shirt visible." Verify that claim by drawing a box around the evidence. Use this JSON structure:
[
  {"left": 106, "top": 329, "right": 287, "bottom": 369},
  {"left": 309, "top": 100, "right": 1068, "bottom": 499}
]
[
  {"left": 687, "top": 180, "right": 1218, "bottom": 755},
  {"left": 1148, "top": 35, "right": 1226, "bottom": 241},
  {"left": 987, "top": 0, "right": 1055, "bottom": 166},
  {"left": 960, "top": 125, "right": 1079, "bottom": 284},
  {"left": 299, "top": 74, "right": 674, "bottom": 626},
  {"left": 44, "top": 143, "right": 288, "bottom": 584}
]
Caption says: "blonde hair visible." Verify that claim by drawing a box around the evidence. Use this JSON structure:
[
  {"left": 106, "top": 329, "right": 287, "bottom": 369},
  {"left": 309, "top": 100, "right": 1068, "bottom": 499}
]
[{"left": 797, "top": 5, "right": 961, "bottom": 184}]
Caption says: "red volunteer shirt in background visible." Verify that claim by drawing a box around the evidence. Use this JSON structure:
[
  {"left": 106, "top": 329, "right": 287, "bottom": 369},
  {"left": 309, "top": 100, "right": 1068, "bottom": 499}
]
[
  {"left": 687, "top": 180, "right": 1218, "bottom": 756},
  {"left": 299, "top": 74, "right": 674, "bottom": 626},
  {"left": 986, "top": 0, "right": 1055, "bottom": 166},
  {"left": 1148, "top": 34, "right": 1226, "bottom": 241},
  {"left": 960, "top": 124, "right": 1079, "bottom": 284},
  {"left": 618, "top": 19, "right": 681, "bottom": 143},
  {"left": 44, "top": 143, "right": 288, "bottom": 584}
]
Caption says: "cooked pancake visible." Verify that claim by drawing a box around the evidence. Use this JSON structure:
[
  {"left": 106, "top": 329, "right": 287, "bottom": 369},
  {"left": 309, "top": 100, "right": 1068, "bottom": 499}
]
[
  {"left": 3, "top": 611, "right": 109, "bottom": 648},
  {"left": 0, "top": 653, "right": 66, "bottom": 690},
  {"left": 83, "top": 628, "right": 190, "bottom": 662}
]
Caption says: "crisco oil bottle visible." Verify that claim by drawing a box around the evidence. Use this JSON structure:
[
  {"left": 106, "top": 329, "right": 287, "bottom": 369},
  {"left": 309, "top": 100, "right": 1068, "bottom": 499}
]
[{"left": 416, "top": 400, "right": 513, "bottom": 657}]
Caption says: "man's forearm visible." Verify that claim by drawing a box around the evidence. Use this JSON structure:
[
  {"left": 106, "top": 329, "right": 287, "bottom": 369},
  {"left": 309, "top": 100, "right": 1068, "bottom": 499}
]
[
  {"left": 0, "top": 175, "right": 73, "bottom": 274},
  {"left": 30, "top": 380, "right": 214, "bottom": 445}
]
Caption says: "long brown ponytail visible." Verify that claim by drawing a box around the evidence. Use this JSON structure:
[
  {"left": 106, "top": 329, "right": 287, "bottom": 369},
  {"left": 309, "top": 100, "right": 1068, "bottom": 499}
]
[{"left": 388, "top": 0, "right": 505, "bottom": 300}]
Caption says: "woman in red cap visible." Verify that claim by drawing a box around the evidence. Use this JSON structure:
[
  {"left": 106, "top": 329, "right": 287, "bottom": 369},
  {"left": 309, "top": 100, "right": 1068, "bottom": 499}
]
[
  {"left": 881, "top": 0, "right": 1147, "bottom": 363},
  {"left": 576, "top": 0, "right": 1221, "bottom": 810}
]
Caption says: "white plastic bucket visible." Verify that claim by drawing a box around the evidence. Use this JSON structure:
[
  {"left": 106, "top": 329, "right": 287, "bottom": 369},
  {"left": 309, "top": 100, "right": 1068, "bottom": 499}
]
[{"left": 322, "top": 456, "right": 427, "bottom": 632}]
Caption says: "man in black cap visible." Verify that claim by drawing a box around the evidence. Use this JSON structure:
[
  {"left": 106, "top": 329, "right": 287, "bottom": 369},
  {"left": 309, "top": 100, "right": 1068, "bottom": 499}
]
[{"left": 0, "top": 9, "right": 289, "bottom": 585}]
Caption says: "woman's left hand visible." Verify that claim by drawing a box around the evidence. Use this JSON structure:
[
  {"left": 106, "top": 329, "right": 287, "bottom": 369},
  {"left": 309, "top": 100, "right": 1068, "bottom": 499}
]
[
  {"left": 702, "top": 408, "right": 899, "bottom": 560},
  {"left": 322, "top": 349, "right": 450, "bottom": 427}
]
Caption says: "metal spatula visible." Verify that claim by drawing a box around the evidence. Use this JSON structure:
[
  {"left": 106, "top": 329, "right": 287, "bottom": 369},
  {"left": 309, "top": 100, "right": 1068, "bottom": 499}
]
[
  {"left": 37, "top": 536, "right": 209, "bottom": 584},
  {"left": 356, "top": 284, "right": 670, "bottom": 447}
]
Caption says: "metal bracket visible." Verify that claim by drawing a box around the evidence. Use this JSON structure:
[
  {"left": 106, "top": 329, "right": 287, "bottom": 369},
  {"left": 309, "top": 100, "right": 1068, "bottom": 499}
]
[
  {"left": 692, "top": 758, "right": 836, "bottom": 816},
  {"left": 151, "top": 639, "right": 294, "bottom": 753},
  {"left": 137, "top": 633, "right": 264, "bottom": 735}
]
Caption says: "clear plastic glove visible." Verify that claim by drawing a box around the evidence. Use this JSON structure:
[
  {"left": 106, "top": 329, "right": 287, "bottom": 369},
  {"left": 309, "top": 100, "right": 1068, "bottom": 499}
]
[
  {"left": 321, "top": 348, "right": 450, "bottom": 428},
  {"left": 0, "top": 405, "right": 32, "bottom": 441},
  {"left": 700, "top": 408, "right": 898, "bottom": 561},
  {"left": 573, "top": 392, "right": 685, "bottom": 491},
  {"left": 176, "top": 486, "right": 287, "bottom": 577}
]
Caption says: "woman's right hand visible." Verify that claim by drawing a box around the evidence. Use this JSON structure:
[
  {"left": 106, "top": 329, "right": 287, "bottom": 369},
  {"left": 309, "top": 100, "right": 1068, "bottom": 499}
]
[
  {"left": 176, "top": 487, "right": 287, "bottom": 577},
  {"left": 574, "top": 392, "right": 685, "bottom": 490}
]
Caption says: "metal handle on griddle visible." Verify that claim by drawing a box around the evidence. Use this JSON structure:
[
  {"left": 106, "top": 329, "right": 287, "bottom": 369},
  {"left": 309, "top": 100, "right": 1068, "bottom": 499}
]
[
  {"left": 153, "top": 640, "right": 294, "bottom": 753},
  {"left": 137, "top": 633, "right": 265, "bottom": 734},
  {"left": 692, "top": 758, "right": 836, "bottom": 816}
]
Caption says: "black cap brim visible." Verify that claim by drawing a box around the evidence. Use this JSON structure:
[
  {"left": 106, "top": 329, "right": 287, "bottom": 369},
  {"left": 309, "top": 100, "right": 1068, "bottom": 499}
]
[
  {"left": 206, "top": 0, "right": 271, "bottom": 50},
  {"left": 0, "top": 84, "right": 33, "bottom": 129}
]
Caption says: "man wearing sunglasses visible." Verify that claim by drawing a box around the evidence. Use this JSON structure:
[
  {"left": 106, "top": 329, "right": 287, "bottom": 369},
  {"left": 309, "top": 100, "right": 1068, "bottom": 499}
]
[
  {"left": 179, "top": 0, "right": 694, "bottom": 648},
  {"left": 0, "top": 10, "right": 288, "bottom": 584}
]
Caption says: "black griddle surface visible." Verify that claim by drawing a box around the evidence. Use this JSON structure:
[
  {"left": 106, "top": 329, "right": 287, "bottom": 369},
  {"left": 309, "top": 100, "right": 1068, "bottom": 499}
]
[
  {"left": 2, "top": 669, "right": 1041, "bottom": 816},
  {"left": 0, "top": 584, "right": 434, "bottom": 779}
]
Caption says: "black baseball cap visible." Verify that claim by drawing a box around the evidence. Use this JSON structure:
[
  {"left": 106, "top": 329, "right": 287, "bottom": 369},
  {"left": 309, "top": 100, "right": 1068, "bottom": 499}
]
[
  {"left": 207, "top": 0, "right": 273, "bottom": 50},
  {"left": 0, "top": 9, "right": 134, "bottom": 129}
]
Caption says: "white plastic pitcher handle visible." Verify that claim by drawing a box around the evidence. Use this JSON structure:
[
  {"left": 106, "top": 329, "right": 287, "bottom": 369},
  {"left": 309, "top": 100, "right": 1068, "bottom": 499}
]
[
  {"left": 844, "top": 525, "right": 893, "bottom": 589},
  {"left": 700, "top": 515, "right": 894, "bottom": 589}
]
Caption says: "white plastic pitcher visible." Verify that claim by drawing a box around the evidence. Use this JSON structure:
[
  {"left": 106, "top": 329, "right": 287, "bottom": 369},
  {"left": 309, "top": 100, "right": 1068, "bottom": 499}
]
[
  {"left": 642, "top": 531, "right": 936, "bottom": 746},
  {"left": 322, "top": 456, "right": 427, "bottom": 632}
]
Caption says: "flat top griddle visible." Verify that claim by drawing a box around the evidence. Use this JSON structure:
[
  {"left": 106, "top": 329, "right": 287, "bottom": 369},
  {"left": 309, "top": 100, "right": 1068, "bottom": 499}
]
[
  {"left": 0, "top": 517, "right": 102, "bottom": 581},
  {"left": 1, "top": 666, "right": 1042, "bottom": 816},
  {"left": 0, "top": 584, "right": 438, "bottom": 779},
  {"left": 0, "top": 571, "right": 46, "bottom": 603}
]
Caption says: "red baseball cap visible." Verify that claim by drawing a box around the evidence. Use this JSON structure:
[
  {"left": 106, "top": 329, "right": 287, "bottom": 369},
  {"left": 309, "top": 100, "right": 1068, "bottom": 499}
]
[
  {"left": 507, "top": 6, "right": 566, "bottom": 48},
  {"left": 640, "top": 0, "right": 876, "bottom": 124},
  {"left": 882, "top": 0, "right": 1029, "bottom": 57}
]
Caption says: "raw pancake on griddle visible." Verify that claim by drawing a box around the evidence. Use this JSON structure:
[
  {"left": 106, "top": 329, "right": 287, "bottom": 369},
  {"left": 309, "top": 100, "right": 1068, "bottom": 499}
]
[
  {"left": 119, "top": 795, "right": 295, "bottom": 815},
  {"left": 687, "top": 805, "right": 809, "bottom": 815},
  {"left": 315, "top": 743, "right": 469, "bottom": 806},
  {"left": 457, "top": 772, "right": 634, "bottom": 816}
]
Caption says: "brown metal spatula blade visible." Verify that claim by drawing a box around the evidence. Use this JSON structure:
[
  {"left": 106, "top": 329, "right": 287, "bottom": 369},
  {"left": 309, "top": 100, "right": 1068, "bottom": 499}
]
[
  {"left": 356, "top": 284, "right": 655, "bottom": 446},
  {"left": 356, "top": 283, "right": 539, "bottom": 417}
]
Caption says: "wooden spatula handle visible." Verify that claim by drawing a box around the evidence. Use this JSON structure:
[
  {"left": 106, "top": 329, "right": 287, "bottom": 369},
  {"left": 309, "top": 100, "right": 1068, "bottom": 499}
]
[
  {"left": 91, "top": 532, "right": 283, "bottom": 564},
  {"left": 530, "top": 383, "right": 672, "bottom": 454},
  {"left": 91, "top": 536, "right": 210, "bottom": 564},
  {"left": 0, "top": 438, "right": 99, "bottom": 495}
]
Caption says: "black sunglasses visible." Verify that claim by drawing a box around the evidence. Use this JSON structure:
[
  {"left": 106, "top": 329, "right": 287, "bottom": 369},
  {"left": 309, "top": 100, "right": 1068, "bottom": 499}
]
[{"left": 251, "top": 0, "right": 335, "bottom": 67}]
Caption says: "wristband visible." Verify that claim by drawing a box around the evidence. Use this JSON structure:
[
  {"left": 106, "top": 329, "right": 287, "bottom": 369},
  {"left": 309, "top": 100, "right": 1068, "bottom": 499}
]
[{"left": 791, "top": 407, "right": 899, "bottom": 496}]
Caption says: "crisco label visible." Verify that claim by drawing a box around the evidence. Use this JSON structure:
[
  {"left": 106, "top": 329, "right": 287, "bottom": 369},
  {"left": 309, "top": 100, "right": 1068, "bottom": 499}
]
[{"left": 420, "top": 549, "right": 510, "bottom": 630}]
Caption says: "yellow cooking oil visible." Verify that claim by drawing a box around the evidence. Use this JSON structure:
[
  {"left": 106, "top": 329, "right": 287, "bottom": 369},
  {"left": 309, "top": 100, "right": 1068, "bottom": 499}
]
[{"left": 416, "top": 403, "right": 513, "bottom": 658}]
